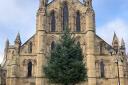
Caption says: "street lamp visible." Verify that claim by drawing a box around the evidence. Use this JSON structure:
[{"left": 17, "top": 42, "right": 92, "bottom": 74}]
[{"left": 108, "top": 46, "right": 125, "bottom": 85}]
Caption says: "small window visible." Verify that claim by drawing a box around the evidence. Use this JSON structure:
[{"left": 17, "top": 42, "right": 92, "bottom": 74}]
[
  {"left": 27, "top": 61, "right": 32, "bottom": 77},
  {"left": 100, "top": 42, "right": 103, "bottom": 55},
  {"left": 76, "top": 11, "right": 81, "bottom": 32},
  {"left": 28, "top": 42, "right": 32, "bottom": 53},
  {"left": 100, "top": 61, "right": 105, "bottom": 78},
  {"left": 77, "top": 41, "right": 80, "bottom": 46},
  {"left": 51, "top": 11, "right": 56, "bottom": 32},
  {"left": 51, "top": 41, "right": 55, "bottom": 50}
]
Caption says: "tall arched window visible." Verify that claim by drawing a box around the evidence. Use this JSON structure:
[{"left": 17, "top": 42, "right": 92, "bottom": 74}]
[
  {"left": 28, "top": 42, "right": 32, "bottom": 53},
  {"left": 63, "top": 2, "right": 68, "bottom": 31},
  {"left": 100, "top": 42, "right": 103, "bottom": 55},
  {"left": 76, "top": 11, "right": 81, "bottom": 32},
  {"left": 51, "top": 41, "right": 55, "bottom": 50},
  {"left": 51, "top": 11, "right": 56, "bottom": 32},
  {"left": 77, "top": 41, "right": 80, "bottom": 46},
  {"left": 27, "top": 61, "right": 32, "bottom": 77},
  {"left": 100, "top": 61, "right": 105, "bottom": 78}
]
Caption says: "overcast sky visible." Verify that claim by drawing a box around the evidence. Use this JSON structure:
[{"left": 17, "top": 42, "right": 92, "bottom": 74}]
[{"left": 0, "top": 0, "right": 128, "bottom": 63}]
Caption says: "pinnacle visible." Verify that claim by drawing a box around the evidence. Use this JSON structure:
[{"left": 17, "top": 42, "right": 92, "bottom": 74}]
[
  {"left": 15, "top": 32, "right": 21, "bottom": 44},
  {"left": 121, "top": 38, "right": 125, "bottom": 46},
  {"left": 112, "top": 32, "right": 118, "bottom": 42}
]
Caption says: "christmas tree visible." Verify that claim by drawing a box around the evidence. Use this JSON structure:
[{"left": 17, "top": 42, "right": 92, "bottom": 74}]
[{"left": 44, "top": 29, "right": 87, "bottom": 85}]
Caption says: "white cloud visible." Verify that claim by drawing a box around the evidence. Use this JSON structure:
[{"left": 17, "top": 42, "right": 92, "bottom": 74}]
[
  {"left": 97, "top": 18, "right": 128, "bottom": 52},
  {"left": 0, "top": 0, "right": 24, "bottom": 23},
  {"left": 0, "top": 0, "right": 128, "bottom": 64},
  {"left": 0, "top": 0, "right": 38, "bottom": 63},
  {"left": 0, "top": 0, "right": 38, "bottom": 24},
  {"left": 0, "top": 51, "right": 4, "bottom": 64}
]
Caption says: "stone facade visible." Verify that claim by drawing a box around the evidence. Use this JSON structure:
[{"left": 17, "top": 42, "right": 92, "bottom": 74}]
[
  {"left": 1, "top": 0, "right": 128, "bottom": 85},
  {"left": 0, "top": 65, "right": 6, "bottom": 85}
]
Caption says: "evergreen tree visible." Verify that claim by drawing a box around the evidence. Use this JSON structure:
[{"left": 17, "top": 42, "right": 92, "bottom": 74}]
[{"left": 44, "top": 29, "right": 87, "bottom": 85}]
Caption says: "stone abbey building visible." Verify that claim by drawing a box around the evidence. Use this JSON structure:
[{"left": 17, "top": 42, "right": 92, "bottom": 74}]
[{"left": 0, "top": 0, "right": 128, "bottom": 85}]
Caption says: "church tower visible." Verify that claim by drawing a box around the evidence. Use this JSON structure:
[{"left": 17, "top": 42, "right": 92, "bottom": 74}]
[{"left": 35, "top": 0, "right": 96, "bottom": 85}]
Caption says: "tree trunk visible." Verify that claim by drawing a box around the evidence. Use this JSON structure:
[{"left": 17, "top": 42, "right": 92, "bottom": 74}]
[{"left": 64, "top": 83, "right": 75, "bottom": 85}]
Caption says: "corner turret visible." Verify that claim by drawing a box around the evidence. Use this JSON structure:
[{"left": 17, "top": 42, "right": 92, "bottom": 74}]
[
  {"left": 36, "top": 0, "right": 47, "bottom": 85},
  {"left": 86, "top": 0, "right": 92, "bottom": 8},
  {"left": 120, "top": 38, "right": 126, "bottom": 55},
  {"left": 36, "top": 0, "right": 47, "bottom": 32},
  {"left": 5, "top": 39, "right": 9, "bottom": 50},
  {"left": 112, "top": 32, "right": 119, "bottom": 52},
  {"left": 4, "top": 39, "right": 9, "bottom": 58},
  {"left": 14, "top": 33, "right": 21, "bottom": 53},
  {"left": 85, "top": 0, "right": 96, "bottom": 85},
  {"left": 39, "top": 0, "right": 48, "bottom": 7},
  {"left": 121, "top": 38, "right": 125, "bottom": 49},
  {"left": 15, "top": 33, "right": 21, "bottom": 45}
]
